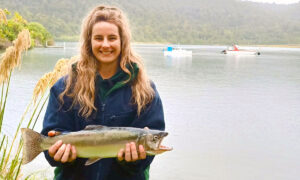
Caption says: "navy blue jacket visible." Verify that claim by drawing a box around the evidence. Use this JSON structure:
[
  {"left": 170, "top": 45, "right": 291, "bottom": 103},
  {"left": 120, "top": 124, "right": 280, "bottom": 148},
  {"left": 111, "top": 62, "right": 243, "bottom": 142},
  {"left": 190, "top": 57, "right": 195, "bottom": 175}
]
[{"left": 41, "top": 74, "right": 165, "bottom": 180}]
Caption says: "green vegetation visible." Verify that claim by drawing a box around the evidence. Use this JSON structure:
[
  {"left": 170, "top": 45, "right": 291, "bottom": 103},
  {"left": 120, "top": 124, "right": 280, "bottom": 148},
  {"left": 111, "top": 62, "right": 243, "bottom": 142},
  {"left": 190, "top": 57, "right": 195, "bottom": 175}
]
[
  {"left": 0, "top": 9, "right": 52, "bottom": 49},
  {"left": 0, "top": 0, "right": 300, "bottom": 45},
  {"left": 27, "top": 22, "right": 52, "bottom": 47}
]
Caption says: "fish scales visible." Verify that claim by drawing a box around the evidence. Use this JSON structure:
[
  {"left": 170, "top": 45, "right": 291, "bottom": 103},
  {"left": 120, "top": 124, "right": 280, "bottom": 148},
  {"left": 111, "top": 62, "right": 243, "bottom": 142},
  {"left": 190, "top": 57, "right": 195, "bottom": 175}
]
[
  {"left": 41, "top": 130, "right": 139, "bottom": 148},
  {"left": 21, "top": 125, "right": 171, "bottom": 165}
]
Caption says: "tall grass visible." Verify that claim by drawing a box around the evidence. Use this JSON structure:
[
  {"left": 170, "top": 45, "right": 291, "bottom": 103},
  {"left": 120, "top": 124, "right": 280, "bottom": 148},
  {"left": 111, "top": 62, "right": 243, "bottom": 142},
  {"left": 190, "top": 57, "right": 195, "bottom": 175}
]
[
  {"left": 0, "top": 57, "right": 71, "bottom": 179},
  {"left": 0, "top": 27, "right": 31, "bottom": 179},
  {"left": 0, "top": 9, "right": 71, "bottom": 179},
  {"left": 20, "top": 58, "right": 70, "bottom": 179}
]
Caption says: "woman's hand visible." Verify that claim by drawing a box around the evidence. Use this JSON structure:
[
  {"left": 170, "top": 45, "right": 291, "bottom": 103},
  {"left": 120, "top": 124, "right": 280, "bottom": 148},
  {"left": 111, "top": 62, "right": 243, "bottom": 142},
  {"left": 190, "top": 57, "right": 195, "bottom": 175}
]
[
  {"left": 117, "top": 142, "right": 147, "bottom": 162},
  {"left": 47, "top": 130, "right": 77, "bottom": 163}
]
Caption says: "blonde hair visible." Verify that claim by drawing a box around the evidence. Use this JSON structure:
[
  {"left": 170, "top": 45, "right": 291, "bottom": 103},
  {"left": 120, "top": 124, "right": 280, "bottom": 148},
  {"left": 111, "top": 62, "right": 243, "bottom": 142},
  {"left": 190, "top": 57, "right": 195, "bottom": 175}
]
[{"left": 59, "top": 5, "right": 154, "bottom": 118}]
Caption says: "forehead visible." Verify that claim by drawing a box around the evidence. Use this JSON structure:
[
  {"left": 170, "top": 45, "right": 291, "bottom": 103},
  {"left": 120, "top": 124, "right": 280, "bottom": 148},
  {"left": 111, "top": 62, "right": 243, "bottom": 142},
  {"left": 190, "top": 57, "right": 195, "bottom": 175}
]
[{"left": 92, "top": 21, "right": 119, "bottom": 36}]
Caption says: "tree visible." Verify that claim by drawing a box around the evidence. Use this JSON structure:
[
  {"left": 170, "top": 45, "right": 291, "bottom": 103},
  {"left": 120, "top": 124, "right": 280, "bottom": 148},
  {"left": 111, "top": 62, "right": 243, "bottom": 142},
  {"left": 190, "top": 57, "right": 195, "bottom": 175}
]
[{"left": 28, "top": 22, "right": 52, "bottom": 46}]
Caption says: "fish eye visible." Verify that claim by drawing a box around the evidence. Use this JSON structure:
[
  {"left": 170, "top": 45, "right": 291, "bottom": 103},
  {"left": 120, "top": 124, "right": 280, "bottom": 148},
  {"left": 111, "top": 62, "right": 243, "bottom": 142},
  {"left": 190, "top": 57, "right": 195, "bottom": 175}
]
[{"left": 153, "top": 135, "right": 159, "bottom": 141}]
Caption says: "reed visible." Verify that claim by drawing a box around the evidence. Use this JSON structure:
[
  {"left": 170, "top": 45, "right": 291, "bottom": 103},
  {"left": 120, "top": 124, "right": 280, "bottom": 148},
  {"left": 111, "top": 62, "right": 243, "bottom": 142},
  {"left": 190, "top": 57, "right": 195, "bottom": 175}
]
[
  {"left": 11, "top": 58, "right": 68, "bottom": 179},
  {"left": 32, "top": 58, "right": 70, "bottom": 103},
  {"left": 0, "top": 29, "right": 31, "bottom": 132},
  {"left": 0, "top": 59, "right": 70, "bottom": 179},
  {"left": 0, "top": 27, "right": 30, "bottom": 179},
  {"left": 0, "top": 14, "right": 71, "bottom": 178},
  {"left": 21, "top": 57, "right": 70, "bottom": 179},
  {"left": 0, "top": 9, "right": 7, "bottom": 24}
]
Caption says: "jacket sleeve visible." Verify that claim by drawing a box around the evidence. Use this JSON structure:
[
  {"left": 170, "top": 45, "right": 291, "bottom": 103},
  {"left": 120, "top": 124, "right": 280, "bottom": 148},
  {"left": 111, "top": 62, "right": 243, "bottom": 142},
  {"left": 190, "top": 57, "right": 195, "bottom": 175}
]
[
  {"left": 41, "top": 78, "right": 78, "bottom": 167},
  {"left": 116, "top": 82, "right": 165, "bottom": 176}
]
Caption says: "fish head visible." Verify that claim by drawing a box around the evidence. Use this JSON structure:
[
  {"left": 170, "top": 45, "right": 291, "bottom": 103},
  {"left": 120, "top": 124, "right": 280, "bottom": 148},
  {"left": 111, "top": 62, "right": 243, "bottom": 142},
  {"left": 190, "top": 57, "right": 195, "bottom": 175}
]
[{"left": 143, "top": 130, "right": 172, "bottom": 155}]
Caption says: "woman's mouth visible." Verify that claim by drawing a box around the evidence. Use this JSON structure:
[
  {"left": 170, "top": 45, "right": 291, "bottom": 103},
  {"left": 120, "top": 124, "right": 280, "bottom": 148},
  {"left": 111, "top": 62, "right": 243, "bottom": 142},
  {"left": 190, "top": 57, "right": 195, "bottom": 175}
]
[{"left": 101, "top": 51, "right": 113, "bottom": 55}]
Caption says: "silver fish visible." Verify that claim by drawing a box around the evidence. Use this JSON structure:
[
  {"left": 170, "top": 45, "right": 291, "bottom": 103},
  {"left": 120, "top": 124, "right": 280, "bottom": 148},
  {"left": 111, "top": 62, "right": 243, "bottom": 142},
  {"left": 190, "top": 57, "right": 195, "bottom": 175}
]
[{"left": 21, "top": 125, "right": 172, "bottom": 165}]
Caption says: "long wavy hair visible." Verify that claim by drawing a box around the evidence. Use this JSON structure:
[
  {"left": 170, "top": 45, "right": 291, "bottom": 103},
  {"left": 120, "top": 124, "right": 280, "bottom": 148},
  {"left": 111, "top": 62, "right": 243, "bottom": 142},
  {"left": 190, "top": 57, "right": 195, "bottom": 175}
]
[{"left": 59, "top": 5, "right": 154, "bottom": 118}]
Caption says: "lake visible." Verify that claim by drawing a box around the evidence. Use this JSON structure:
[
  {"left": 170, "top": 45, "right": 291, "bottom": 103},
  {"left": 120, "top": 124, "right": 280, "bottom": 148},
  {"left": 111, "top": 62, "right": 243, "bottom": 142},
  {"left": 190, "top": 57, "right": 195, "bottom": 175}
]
[{"left": 3, "top": 43, "right": 300, "bottom": 179}]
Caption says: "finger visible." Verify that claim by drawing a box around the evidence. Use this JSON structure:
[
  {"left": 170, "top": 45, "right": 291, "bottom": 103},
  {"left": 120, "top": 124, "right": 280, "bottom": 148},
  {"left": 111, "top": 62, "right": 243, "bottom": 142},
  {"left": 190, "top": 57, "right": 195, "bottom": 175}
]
[
  {"left": 117, "top": 148, "right": 124, "bottom": 161},
  {"left": 61, "top": 144, "right": 71, "bottom": 163},
  {"left": 125, "top": 143, "right": 131, "bottom": 162},
  {"left": 130, "top": 142, "right": 138, "bottom": 161},
  {"left": 68, "top": 145, "right": 77, "bottom": 162},
  {"left": 48, "top": 140, "right": 63, "bottom": 157},
  {"left": 144, "top": 127, "right": 149, "bottom": 130},
  {"left": 139, "top": 145, "right": 146, "bottom": 159},
  {"left": 54, "top": 144, "right": 66, "bottom": 162}
]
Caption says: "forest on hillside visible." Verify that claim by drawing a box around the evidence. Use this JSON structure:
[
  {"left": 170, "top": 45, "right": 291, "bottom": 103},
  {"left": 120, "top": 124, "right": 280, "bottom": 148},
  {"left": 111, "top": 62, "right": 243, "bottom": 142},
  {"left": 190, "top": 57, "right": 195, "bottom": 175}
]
[
  {"left": 0, "top": 9, "right": 52, "bottom": 49},
  {"left": 1, "top": 0, "right": 300, "bottom": 45}
]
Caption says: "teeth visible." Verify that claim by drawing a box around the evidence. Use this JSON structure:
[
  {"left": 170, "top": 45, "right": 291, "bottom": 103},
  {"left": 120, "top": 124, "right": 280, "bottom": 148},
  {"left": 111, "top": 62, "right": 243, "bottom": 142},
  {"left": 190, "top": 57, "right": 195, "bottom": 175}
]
[{"left": 102, "top": 51, "right": 111, "bottom": 55}]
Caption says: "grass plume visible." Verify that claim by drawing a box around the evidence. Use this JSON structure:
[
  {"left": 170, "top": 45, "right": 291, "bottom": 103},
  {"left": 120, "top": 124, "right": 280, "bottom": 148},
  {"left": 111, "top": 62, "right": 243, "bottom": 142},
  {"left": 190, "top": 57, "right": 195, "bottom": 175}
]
[
  {"left": 32, "top": 58, "right": 71, "bottom": 103},
  {"left": 0, "top": 9, "right": 7, "bottom": 24},
  {"left": 0, "top": 27, "right": 31, "bottom": 179},
  {"left": 0, "top": 24, "right": 73, "bottom": 178},
  {"left": 0, "top": 29, "right": 31, "bottom": 84},
  {"left": 0, "top": 56, "right": 72, "bottom": 179}
]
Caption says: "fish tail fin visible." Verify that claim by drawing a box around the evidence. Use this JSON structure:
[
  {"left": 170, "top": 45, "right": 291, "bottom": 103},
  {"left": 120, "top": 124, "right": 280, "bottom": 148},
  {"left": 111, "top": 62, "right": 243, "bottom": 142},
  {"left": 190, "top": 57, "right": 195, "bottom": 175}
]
[{"left": 21, "top": 128, "right": 43, "bottom": 164}]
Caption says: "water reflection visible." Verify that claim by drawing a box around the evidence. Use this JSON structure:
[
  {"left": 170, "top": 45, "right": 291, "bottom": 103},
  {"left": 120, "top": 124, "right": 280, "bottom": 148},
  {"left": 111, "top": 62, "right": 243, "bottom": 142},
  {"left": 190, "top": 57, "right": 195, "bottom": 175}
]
[
  {"left": 225, "top": 54, "right": 258, "bottom": 69},
  {"left": 4, "top": 44, "right": 300, "bottom": 180},
  {"left": 164, "top": 55, "right": 193, "bottom": 69}
]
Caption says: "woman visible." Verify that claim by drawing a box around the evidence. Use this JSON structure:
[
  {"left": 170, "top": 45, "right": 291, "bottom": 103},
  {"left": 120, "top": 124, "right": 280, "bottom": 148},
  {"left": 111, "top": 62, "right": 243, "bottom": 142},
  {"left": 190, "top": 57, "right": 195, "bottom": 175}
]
[{"left": 41, "top": 5, "right": 165, "bottom": 180}]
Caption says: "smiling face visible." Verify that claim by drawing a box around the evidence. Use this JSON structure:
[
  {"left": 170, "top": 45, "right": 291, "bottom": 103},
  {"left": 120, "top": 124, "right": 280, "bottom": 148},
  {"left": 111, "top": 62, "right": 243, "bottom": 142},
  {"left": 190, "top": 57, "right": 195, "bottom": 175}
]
[{"left": 91, "top": 21, "right": 121, "bottom": 66}]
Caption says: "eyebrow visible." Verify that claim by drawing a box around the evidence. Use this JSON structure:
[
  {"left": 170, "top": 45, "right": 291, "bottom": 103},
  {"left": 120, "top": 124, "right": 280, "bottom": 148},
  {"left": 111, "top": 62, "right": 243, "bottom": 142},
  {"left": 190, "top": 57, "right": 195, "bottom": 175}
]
[{"left": 93, "top": 34, "right": 118, "bottom": 37}]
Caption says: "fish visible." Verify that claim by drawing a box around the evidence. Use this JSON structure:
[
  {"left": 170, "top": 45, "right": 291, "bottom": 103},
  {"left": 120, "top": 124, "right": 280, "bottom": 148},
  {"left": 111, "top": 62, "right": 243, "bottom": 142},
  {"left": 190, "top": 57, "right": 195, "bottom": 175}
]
[{"left": 21, "top": 125, "right": 172, "bottom": 165}]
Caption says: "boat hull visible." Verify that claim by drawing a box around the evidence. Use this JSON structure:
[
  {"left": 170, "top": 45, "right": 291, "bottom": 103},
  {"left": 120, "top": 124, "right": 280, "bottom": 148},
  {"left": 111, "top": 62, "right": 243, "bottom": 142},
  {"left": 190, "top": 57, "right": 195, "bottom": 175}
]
[
  {"left": 164, "top": 50, "right": 192, "bottom": 57},
  {"left": 223, "top": 50, "right": 260, "bottom": 55}
]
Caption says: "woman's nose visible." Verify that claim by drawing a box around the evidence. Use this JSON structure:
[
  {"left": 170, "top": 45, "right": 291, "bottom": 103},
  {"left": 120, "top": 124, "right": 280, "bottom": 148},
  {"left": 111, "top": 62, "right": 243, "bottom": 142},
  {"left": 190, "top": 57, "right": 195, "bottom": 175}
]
[{"left": 102, "top": 38, "right": 110, "bottom": 47}]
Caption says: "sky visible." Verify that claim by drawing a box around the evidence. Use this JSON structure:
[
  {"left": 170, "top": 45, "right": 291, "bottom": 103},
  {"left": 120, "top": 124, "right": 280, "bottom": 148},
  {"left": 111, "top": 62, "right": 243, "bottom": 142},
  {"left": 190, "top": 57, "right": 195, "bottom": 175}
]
[{"left": 245, "top": 0, "right": 300, "bottom": 4}]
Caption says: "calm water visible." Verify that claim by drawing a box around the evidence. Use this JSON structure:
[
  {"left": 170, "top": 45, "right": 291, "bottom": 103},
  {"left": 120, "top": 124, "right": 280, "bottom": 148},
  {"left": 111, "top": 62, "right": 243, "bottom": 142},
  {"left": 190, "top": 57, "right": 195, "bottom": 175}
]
[{"left": 3, "top": 43, "right": 300, "bottom": 179}]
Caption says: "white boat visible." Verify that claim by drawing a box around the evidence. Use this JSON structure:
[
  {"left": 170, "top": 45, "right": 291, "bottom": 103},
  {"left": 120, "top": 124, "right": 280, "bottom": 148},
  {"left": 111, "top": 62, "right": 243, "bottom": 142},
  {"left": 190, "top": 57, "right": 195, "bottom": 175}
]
[
  {"left": 222, "top": 45, "right": 260, "bottom": 55},
  {"left": 163, "top": 46, "right": 192, "bottom": 57}
]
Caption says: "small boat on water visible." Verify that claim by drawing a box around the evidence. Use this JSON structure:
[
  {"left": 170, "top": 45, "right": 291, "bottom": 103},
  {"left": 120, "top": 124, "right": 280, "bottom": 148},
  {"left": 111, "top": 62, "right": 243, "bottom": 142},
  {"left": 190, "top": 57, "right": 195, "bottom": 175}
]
[
  {"left": 221, "top": 45, "right": 260, "bottom": 55},
  {"left": 163, "top": 46, "right": 192, "bottom": 57}
]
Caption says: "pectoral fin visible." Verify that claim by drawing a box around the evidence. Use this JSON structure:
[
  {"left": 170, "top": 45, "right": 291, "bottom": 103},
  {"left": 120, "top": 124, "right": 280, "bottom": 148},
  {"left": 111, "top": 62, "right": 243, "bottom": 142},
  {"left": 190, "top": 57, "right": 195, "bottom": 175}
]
[{"left": 85, "top": 157, "right": 102, "bottom": 166}]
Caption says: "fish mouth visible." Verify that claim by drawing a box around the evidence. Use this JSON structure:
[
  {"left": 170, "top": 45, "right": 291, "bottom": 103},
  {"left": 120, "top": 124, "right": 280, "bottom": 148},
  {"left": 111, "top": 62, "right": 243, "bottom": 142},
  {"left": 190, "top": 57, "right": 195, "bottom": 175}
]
[
  {"left": 156, "top": 133, "right": 172, "bottom": 153},
  {"left": 158, "top": 144, "right": 173, "bottom": 152}
]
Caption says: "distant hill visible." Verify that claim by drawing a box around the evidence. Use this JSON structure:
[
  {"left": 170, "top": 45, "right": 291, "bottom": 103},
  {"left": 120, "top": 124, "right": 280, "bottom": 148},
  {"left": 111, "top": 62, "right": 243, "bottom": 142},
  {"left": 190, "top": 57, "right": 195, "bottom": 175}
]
[{"left": 1, "top": 0, "right": 300, "bottom": 45}]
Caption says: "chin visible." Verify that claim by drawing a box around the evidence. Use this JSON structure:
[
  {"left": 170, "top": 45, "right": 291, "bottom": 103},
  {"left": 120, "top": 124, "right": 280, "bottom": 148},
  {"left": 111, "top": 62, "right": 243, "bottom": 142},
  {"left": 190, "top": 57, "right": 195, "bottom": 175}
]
[{"left": 98, "top": 58, "right": 117, "bottom": 64}]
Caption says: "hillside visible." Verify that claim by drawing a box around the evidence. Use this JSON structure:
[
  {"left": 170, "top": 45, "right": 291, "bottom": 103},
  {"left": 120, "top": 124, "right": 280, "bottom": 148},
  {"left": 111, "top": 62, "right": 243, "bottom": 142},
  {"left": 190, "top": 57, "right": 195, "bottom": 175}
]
[{"left": 1, "top": 0, "right": 300, "bottom": 44}]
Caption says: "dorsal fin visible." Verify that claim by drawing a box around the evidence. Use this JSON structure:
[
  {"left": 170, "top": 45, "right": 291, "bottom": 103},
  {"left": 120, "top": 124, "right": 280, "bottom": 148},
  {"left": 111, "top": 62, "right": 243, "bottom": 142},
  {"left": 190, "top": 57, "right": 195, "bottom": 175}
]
[{"left": 84, "top": 125, "right": 106, "bottom": 130}]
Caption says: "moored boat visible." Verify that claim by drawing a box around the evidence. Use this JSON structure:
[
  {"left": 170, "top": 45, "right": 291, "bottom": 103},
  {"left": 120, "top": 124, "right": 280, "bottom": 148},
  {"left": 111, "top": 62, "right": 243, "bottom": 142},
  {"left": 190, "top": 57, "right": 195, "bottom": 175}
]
[
  {"left": 163, "top": 46, "right": 192, "bottom": 57},
  {"left": 222, "top": 45, "right": 260, "bottom": 55}
]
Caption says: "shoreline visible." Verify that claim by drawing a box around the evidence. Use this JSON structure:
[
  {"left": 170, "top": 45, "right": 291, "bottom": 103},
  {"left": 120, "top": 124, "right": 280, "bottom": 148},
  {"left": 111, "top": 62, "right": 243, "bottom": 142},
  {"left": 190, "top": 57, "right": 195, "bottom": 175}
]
[
  {"left": 132, "top": 42, "right": 300, "bottom": 48},
  {"left": 1, "top": 41, "right": 300, "bottom": 50},
  {"left": 251, "top": 44, "right": 300, "bottom": 48}
]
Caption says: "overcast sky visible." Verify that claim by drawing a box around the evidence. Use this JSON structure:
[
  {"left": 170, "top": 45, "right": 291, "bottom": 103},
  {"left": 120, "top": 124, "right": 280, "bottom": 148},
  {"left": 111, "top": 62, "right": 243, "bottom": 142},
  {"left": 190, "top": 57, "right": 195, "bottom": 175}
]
[{"left": 245, "top": 0, "right": 300, "bottom": 4}]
